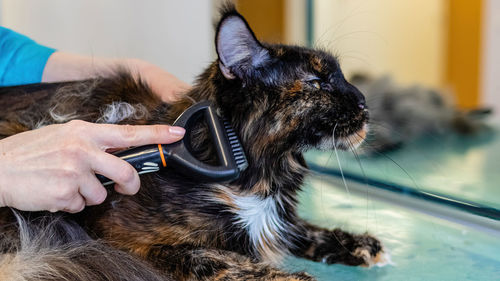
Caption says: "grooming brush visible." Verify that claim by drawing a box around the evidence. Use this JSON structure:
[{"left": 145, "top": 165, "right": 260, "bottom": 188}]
[{"left": 96, "top": 101, "right": 248, "bottom": 185}]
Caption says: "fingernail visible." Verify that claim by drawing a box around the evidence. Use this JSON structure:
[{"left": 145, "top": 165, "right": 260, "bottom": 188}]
[{"left": 169, "top": 126, "right": 185, "bottom": 137}]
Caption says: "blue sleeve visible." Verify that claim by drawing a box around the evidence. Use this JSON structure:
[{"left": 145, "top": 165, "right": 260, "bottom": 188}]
[{"left": 0, "top": 27, "right": 56, "bottom": 86}]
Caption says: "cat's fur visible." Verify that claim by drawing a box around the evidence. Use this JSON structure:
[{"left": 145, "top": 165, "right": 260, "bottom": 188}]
[{"left": 0, "top": 6, "right": 386, "bottom": 280}]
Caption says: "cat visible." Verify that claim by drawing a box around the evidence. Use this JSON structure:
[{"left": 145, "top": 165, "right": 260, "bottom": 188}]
[
  {"left": 0, "top": 5, "right": 388, "bottom": 281},
  {"left": 350, "top": 74, "right": 492, "bottom": 155}
]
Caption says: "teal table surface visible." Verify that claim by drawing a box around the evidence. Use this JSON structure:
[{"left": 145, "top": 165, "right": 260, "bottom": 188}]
[
  {"left": 304, "top": 128, "right": 500, "bottom": 210},
  {"left": 283, "top": 177, "right": 500, "bottom": 281}
]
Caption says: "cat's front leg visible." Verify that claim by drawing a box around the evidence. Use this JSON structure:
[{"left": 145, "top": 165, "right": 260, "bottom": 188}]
[
  {"left": 144, "top": 244, "right": 315, "bottom": 281},
  {"left": 291, "top": 220, "right": 387, "bottom": 267}
]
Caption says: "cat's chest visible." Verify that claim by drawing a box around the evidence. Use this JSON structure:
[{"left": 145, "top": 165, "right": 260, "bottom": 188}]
[
  {"left": 232, "top": 194, "right": 285, "bottom": 241},
  {"left": 214, "top": 185, "right": 292, "bottom": 262}
]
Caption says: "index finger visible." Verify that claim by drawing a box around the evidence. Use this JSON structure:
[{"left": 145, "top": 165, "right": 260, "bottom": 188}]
[{"left": 90, "top": 124, "right": 185, "bottom": 149}]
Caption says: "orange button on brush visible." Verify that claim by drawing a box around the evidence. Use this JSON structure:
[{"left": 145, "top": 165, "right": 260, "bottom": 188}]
[{"left": 158, "top": 144, "right": 167, "bottom": 167}]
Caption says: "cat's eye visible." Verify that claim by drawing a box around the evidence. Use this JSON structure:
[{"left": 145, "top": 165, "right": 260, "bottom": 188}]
[{"left": 307, "top": 79, "right": 321, "bottom": 90}]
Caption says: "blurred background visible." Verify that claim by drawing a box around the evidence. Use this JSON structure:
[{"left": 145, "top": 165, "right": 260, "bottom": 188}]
[{"left": 0, "top": 0, "right": 497, "bottom": 120}]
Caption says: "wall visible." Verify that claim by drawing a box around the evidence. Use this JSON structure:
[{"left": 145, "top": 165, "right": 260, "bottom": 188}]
[
  {"left": 237, "top": 0, "right": 285, "bottom": 43},
  {"left": 445, "top": 0, "right": 483, "bottom": 109},
  {"left": 481, "top": 0, "right": 500, "bottom": 122},
  {"left": 0, "top": 0, "right": 214, "bottom": 84},
  {"left": 313, "top": 0, "right": 447, "bottom": 88},
  {"left": 284, "top": 0, "right": 306, "bottom": 46}
]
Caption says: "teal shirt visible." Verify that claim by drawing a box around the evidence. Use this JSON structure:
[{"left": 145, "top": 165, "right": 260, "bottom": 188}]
[{"left": 0, "top": 27, "right": 56, "bottom": 86}]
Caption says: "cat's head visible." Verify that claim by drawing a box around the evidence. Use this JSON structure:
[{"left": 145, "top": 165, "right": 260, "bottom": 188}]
[{"left": 211, "top": 7, "right": 368, "bottom": 157}]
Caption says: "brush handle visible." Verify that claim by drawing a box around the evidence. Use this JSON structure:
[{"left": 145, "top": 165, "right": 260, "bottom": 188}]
[
  {"left": 163, "top": 102, "right": 241, "bottom": 182},
  {"left": 96, "top": 100, "right": 247, "bottom": 186},
  {"left": 96, "top": 144, "right": 165, "bottom": 186}
]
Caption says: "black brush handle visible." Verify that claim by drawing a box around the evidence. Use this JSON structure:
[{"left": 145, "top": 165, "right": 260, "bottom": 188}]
[
  {"left": 96, "top": 100, "right": 246, "bottom": 185},
  {"left": 163, "top": 101, "right": 240, "bottom": 182},
  {"left": 96, "top": 144, "right": 164, "bottom": 186}
]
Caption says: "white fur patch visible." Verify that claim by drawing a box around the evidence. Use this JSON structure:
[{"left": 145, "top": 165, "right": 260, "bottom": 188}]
[
  {"left": 96, "top": 102, "right": 148, "bottom": 124},
  {"left": 231, "top": 194, "right": 287, "bottom": 262},
  {"left": 33, "top": 118, "right": 50, "bottom": 129},
  {"left": 37, "top": 80, "right": 98, "bottom": 127},
  {"left": 49, "top": 108, "right": 78, "bottom": 123},
  {"left": 372, "top": 250, "right": 395, "bottom": 267},
  {"left": 268, "top": 120, "right": 283, "bottom": 135}
]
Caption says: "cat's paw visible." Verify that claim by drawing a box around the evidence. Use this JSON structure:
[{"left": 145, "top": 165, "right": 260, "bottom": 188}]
[
  {"left": 349, "top": 234, "right": 392, "bottom": 267},
  {"left": 311, "top": 231, "right": 390, "bottom": 267},
  {"left": 275, "top": 272, "right": 316, "bottom": 281},
  {"left": 228, "top": 269, "right": 315, "bottom": 281}
]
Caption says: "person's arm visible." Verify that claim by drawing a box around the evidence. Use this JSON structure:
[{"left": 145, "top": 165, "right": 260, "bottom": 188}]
[
  {"left": 0, "top": 26, "right": 189, "bottom": 102},
  {"left": 42, "top": 52, "right": 190, "bottom": 103}
]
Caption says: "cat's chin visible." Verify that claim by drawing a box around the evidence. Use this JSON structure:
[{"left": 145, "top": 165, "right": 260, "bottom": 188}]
[
  {"left": 343, "top": 124, "right": 368, "bottom": 149},
  {"left": 316, "top": 124, "right": 368, "bottom": 151}
]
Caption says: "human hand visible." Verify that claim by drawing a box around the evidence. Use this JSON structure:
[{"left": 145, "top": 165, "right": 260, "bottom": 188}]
[{"left": 0, "top": 120, "right": 185, "bottom": 213}]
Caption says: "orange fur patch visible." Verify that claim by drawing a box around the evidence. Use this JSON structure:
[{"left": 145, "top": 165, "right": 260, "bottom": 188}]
[
  {"left": 0, "top": 121, "right": 29, "bottom": 137},
  {"left": 311, "top": 56, "right": 323, "bottom": 72},
  {"left": 288, "top": 80, "right": 303, "bottom": 96},
  {"left": 347, "top": 126, "right": 367, "bottom": 147}
]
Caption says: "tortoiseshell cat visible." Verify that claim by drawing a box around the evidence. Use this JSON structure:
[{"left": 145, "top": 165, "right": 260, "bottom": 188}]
[{"left": 0, "top": 6, "right": 388, "bottom": 281}]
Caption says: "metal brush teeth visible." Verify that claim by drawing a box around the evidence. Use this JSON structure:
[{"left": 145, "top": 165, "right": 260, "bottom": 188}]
[{"left": 223, "top": 119, "right": 248, "bottom": 171}]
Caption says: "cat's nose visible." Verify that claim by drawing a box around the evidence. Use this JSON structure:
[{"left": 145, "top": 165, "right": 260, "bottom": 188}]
[
  {"left": 347, "top": 82, "right": 366, "bottom": 110},
  {"left": 355, "top": 92, "right": 366, "bottom": 110}
]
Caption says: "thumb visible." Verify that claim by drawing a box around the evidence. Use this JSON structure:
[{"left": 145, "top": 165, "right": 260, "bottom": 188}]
[{"left": 92, "top": 124, "right": 185, "bottom": 149}]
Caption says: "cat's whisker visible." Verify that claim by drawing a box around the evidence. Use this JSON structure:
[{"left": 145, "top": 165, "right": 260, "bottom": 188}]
[
  {"left": 332, "top": 124, "right": 351, "bottom": 199},
  {"left": 336, "top": 53, "right": 371, "bottom": 66},
  {"left": 315, "top": 124, "right": 358, "bottom": 255},
  {"left": 366, "top": 120, "right": 452, "bottom": 156},
  {"left": 318, "top": 150, "right": 337, "bottom": 235},
  {"left": 372, "top": 149, "right": 421, "bottom": 193},
  {"left": 365, "top": 122, "right": 396, "bottom": 136},
  {"left": 323, "top": 133, "right": 358, "bottom": 257},
  {"left": 318, "top": 148, "right": 337, "bottom": 223},
  {"left": 363, "top": 122, "right": 454, "bottom": 192},
  {"left": 316, "top": 2, "right": 384, "bottom": 47},
  {"left": 313, "top": 13, "right": 355, "bottom": 49},
  {"left": 351, "top": 132, "right": 378, "bottom": 232}
]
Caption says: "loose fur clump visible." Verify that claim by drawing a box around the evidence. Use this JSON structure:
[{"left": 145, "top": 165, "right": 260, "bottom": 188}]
[
  {"left": 95, "top": 102, "right": 148, "bottom": 124},
  {"left": 0, "top": 4, "right": 387, "bottom": 280}
]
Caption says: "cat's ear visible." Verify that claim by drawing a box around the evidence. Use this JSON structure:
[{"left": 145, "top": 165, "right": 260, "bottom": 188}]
[{"left": 215, "top": 12, "right": 270, "bottom": 80}]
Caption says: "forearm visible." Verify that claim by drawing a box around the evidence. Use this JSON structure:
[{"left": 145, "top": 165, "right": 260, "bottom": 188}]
[
  {"left": 42, "top": 52, "right": 189, "bottom": 102},
  {"left": 41, "top": 52, "right": 127, "bottom": 82}
]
